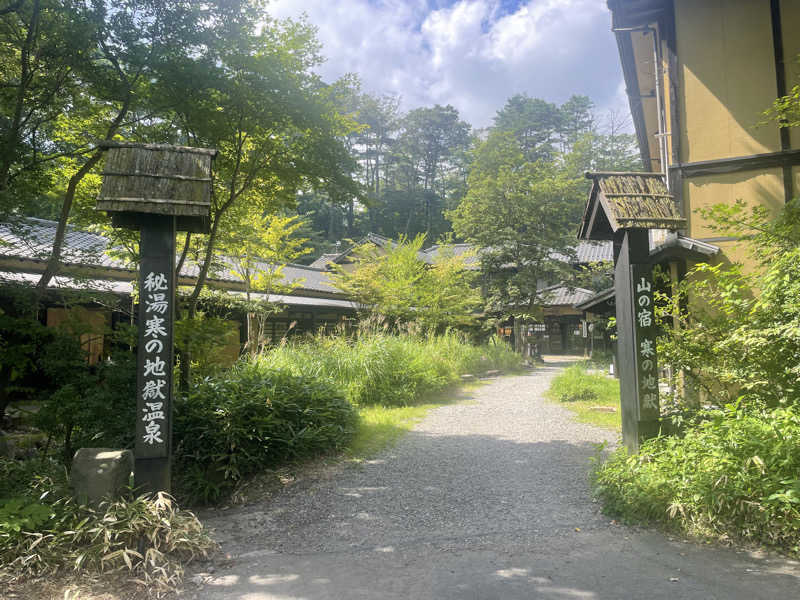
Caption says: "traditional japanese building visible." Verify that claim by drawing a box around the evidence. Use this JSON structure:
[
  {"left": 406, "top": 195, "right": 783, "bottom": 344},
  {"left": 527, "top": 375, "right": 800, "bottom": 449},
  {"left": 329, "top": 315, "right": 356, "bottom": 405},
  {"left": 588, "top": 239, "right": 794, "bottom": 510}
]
[
  {"left": 577, "top": 0, "right": 799, "bottom": 447},
  {"left": 607, "top": 0, "right": 799, "bottom": 266},
  {"left": 0, "top": 218, "right": 357, "bottom": 365},
  {"left": 582, "top": 0, "right": 799, "bottom": 341}
]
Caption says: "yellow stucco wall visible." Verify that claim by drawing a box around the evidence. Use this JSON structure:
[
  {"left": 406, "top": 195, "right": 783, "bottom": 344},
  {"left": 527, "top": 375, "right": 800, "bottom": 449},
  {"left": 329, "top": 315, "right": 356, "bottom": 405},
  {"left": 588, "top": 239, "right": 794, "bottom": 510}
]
[
  {"left": 684, "top": 168, "right": 784, "bottom": 241},
  {"left": 675, "top": 0, "right": 781, "bottom": 163}
]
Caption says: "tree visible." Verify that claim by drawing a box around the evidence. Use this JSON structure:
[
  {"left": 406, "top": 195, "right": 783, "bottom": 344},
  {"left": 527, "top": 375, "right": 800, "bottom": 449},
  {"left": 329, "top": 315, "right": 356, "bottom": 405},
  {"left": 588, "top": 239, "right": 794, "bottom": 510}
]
[
  {"left": 221, "top": 213, "right": 310, "bottom": 353},
  {"left": 558, "top": 94, "right": 595, "bottom": 153},
  {"left": 493, "top": 94, "right": 562, "bottom": 162},
  {"left": 449, "top": 130, "right": 583, "bottom": 318},
  {"left": 0, "top": 0, "right": 274, "bottom": 298},
  {"left": 330, "top": 234, "right": 480, "bottom": 331},
  {"left": 159, "top": 12, "right": 360, "bottom": 319}
]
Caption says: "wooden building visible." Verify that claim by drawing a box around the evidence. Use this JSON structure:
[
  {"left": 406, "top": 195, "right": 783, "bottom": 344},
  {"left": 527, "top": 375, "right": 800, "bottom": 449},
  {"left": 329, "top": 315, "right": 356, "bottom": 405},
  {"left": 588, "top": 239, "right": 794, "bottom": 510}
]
[
  {"left": 608, "top": 0, "right": 799, "bottom": 268},
  {"left": 0, "top": 218, "right": 357, "bottom": 366}
]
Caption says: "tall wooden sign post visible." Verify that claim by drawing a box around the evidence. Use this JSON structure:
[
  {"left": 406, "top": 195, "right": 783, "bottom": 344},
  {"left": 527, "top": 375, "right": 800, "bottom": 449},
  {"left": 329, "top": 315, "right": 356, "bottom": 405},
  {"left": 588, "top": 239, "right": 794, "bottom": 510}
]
[
  {"left": 96, "top": 142, "right": 216, "bottom": 493},
  {"left": 613, "top": 229, "right": 660, "bottom": 448},
  {"left": 578, "top": 172, "right": 686, "bottom": 452}
]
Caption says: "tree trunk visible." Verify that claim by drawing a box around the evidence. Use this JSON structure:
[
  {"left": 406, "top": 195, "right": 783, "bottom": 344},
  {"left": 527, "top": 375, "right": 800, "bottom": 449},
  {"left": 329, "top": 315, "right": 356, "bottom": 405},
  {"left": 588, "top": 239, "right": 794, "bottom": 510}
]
[{"left": 34, "top": 91, "right": 132, "bottom": 297}]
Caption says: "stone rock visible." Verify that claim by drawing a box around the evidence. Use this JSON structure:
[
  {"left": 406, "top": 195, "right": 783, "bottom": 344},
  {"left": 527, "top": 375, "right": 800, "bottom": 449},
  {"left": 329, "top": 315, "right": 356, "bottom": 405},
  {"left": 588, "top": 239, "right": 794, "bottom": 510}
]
[
  {"left": 71, "top": 448, "right": 134, "bottom": 505},
  {"left": 0, "top": 431, "right": 15, "bottom": 459}
]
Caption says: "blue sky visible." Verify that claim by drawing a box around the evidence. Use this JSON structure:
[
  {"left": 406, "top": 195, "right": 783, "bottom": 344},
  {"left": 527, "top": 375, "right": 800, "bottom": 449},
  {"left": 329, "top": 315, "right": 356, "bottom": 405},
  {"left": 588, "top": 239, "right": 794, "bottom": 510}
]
[{"left": 268, "top": 0, "right": 629, "bottom": 130}]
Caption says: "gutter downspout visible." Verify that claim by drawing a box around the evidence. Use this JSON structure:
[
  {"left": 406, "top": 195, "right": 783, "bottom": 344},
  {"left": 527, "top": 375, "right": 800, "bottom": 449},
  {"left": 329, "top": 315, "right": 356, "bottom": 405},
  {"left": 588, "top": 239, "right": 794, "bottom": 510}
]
[{"left": 613, "top": 25, "right": 670, "bottom": 191}]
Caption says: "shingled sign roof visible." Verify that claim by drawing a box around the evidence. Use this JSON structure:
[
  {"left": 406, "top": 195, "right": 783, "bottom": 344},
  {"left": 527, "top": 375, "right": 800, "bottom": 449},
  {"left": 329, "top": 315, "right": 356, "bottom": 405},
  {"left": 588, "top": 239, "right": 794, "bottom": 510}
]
[{"left": 578, "top": 172, "right": 686, "bottom": 240}]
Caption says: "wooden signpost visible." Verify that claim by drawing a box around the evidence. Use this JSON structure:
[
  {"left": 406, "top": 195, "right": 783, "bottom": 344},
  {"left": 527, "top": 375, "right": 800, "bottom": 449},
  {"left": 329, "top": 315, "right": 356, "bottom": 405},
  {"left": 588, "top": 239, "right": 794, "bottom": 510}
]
[
  {"left": 97, "top": 142, "right": 216, "bottom": 493},
  {"left": 578, "top": 172, "right": 686, "bottom": 451},
  {"left": 613, "top": 230, "right": 660, "bottom": 448}
]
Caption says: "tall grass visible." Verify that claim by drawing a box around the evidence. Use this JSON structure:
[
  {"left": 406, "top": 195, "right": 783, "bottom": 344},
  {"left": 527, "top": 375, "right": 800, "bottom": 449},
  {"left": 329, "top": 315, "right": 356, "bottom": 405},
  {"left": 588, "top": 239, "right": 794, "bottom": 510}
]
[
  {"left": 257, "top": 330, "right": 522, "bottom": 407},
  {"left": 546, "top": 364, "right": 621, "bottom": 430}
]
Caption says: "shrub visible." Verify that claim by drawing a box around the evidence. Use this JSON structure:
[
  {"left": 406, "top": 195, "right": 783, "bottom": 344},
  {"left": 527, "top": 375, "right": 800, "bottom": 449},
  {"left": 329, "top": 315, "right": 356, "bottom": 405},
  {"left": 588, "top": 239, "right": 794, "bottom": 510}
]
[
  {"left": 36, "top": 347, "right": 138, "bottom": 462},
  {"left": 173, "top": 363, "right": 357, "bottom": 503},
  {"left": 592, "top": 403, "right": 800, "bottom": 555},
  {"left": 0, "top": 489, "right": 215, "bottom": 597},
  {"left": 0, "top": 455, "right": 66, "bottom": 499}
]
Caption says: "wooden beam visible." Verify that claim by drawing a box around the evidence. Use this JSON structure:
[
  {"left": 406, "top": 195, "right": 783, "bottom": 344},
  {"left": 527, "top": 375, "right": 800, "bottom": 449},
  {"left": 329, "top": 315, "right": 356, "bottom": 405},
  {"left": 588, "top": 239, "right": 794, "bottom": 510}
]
[{"left": 672, "top": 148, "right": 800, "bottom": 178}]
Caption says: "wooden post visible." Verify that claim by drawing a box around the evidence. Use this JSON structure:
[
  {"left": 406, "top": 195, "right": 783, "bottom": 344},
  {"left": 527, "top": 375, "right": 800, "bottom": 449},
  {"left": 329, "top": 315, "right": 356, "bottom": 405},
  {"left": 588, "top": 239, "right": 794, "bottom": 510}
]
[
  {"left": 614, "top": 229, "right": 660, "bottom": 452},
  {"left": 134, "top": 215, "right": 177, "bottom": 493}
]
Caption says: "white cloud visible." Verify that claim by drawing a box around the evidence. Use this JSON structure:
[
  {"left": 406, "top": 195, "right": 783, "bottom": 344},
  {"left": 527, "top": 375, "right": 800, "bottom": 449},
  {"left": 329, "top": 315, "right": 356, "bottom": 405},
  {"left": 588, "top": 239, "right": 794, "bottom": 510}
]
[{"left": 266, "top": 0, "right": 628, "bottom": 129}]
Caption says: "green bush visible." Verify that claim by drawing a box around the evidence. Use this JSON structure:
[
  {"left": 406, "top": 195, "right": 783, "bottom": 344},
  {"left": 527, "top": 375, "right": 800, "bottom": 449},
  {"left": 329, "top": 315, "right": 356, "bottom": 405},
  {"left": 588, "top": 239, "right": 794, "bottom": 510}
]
[
  {"left": 0, "top": 455, "right": 66, "bottom": 499},
  {"left": 547, "top": 364, "right": 618, "bottom": 404},
  {"left": 592, "top": 404, "right": 800, "bottom": 554},
  {"left": 36, "top": 348, "right": 138, "bottom": 462},
  {"left": 173, "top": 363, "right": 357, "bottom": 503},
  {"left": 264, "top": 331, "right": 521, "bottom": 407},
  {"left": 0, "top": 489, "right": 215, "bottom": 596}
]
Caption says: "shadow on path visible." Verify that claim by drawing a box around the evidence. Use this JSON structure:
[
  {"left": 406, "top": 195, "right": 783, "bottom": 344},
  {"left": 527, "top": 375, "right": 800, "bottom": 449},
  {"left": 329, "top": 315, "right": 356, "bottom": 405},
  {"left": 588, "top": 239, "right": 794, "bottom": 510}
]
[{"left": 190, "top": 366, "right": 800, "bottom": 600}]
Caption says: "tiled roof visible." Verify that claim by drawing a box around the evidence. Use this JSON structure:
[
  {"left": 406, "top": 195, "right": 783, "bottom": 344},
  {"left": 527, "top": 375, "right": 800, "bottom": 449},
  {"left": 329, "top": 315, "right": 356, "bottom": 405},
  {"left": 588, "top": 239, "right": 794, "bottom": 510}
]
[
  {"left": 0, "top": 218, "right": 126, "bottom": 269},
  {"left": 0, "top": 218, "right": 341, "bottom": 296},
  {"left": 549, "top": 240, "right": 613, "bottom": 264},
  {"left": 418, "top": 243, "right": 479, "bottom": 266},
  {"left": 319, "top": 234, "right": 604, "bottom": 269},
  {"left": 0, "top": 270, "right": 357, "bottom": 310},
  {"left": 309, "top": 253, "right": 340, "bottom": 269},
  {"left": 538, "top": 284, "right": 596, "bottom": 307}
]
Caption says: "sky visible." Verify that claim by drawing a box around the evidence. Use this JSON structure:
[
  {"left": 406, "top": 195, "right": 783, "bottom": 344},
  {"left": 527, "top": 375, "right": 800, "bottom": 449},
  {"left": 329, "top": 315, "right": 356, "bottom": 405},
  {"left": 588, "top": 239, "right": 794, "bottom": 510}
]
[{"left": 267, "top": 0, "right": 630, "bottom": 130}]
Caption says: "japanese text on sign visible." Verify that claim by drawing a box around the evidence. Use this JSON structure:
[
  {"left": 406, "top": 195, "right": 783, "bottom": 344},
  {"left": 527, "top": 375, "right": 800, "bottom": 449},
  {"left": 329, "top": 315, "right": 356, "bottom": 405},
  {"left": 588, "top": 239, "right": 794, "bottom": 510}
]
[
  {"left": 633, "top": 271, "right": 658, "bottom": 415},
  {"left": 141, "top": 271, "right": 169, "bottom": 446}
]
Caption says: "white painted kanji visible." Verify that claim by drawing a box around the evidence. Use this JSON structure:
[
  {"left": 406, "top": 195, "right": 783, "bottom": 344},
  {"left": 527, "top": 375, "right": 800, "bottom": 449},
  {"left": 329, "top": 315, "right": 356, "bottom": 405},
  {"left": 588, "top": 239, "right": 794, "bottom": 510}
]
[
  {"left": 142, "top": 378, "right": 167, "bottom": 401},
  {"left": 144, "top": 316, "right": 167, "bottom": 339},
  {"left": 143, "top": 272, "right": 168, "bottom": 292},
  {"left": 145, "top": 293, "right": 169, "bottom": 314},
  {"left": 143, "top": 356, "right": 166, "bottom": 377}
]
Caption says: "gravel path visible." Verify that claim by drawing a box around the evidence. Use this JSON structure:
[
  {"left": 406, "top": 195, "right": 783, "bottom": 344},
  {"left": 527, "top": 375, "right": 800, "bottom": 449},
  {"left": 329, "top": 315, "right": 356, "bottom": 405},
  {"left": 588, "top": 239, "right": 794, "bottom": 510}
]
[{"left": 190, "top": 360, "right": 800, "bottom": 600}]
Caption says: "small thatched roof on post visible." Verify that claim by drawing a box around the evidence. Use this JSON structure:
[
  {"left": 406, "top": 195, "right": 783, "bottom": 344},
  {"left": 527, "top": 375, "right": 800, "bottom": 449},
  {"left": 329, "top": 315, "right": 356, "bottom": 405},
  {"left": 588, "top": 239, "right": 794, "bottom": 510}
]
[
  {"left": 96, "top": 141, "right": 217, "bottom": 233},
  {"left": 577, "top": 172, "right": 686, "bottom": 240}
]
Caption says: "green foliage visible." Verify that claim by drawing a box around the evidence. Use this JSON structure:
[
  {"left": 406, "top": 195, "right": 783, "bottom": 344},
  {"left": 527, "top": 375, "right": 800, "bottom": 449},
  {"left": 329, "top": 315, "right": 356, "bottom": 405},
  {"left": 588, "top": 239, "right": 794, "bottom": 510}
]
[
  {"left": 0, "top": 488, "right": 216, "bottom": 596},
  {"left": 331, "top": 234, "right": 482, "bottom": 331},
  {"left": 36, "top": 344, "right": 138, "bottom": 461},
  {"left": 174, "top": 311, "right": 238, "bottom": 379},
  {"left": 594, "top": 198, "right": 800, "bottom": 555},
  {"left": 0, "top": 312, "right": 54, "bottom": 418},
  {"left": 449, "top": 130, "right": 583, "bottom": 315},
  {"left": 173, "top": 364, "right": 357, "bottom": 504},
  {"left": 263, "top": 330, "right": 522, "bottom": 407},
  {"left": 545, "top": 364, "right": 621, "bottom": 430},
  {"left": 0, "top": 498, "right": 53, "bottom": 535},
  {"left": 655, "top": 199, "right": 800, "bottom": 410},
  {"left": 593, "top": 403, "right": 800, "bottom": 554},
  {"left": 0, "top": 455, "right": 66, "bottom": 499},
  {"left": 547, "top": 365, "right": 618, "bottom": 403}
]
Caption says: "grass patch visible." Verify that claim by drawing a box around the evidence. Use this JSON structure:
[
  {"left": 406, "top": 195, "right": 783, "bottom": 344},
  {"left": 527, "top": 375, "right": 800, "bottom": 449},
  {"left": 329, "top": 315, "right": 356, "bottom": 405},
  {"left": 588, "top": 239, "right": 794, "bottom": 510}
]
[
  {"left": 347, "top": 404, "right": 433, "bottom": 459},
  {"left": 262, "top": 331, "right": 522, "bottom": 407},
  {"left": 347, "top": 384, "right": 480, "bottom": 459},
  {"left": 546, "top": 364, "right": 621, "bottom": 431}
]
